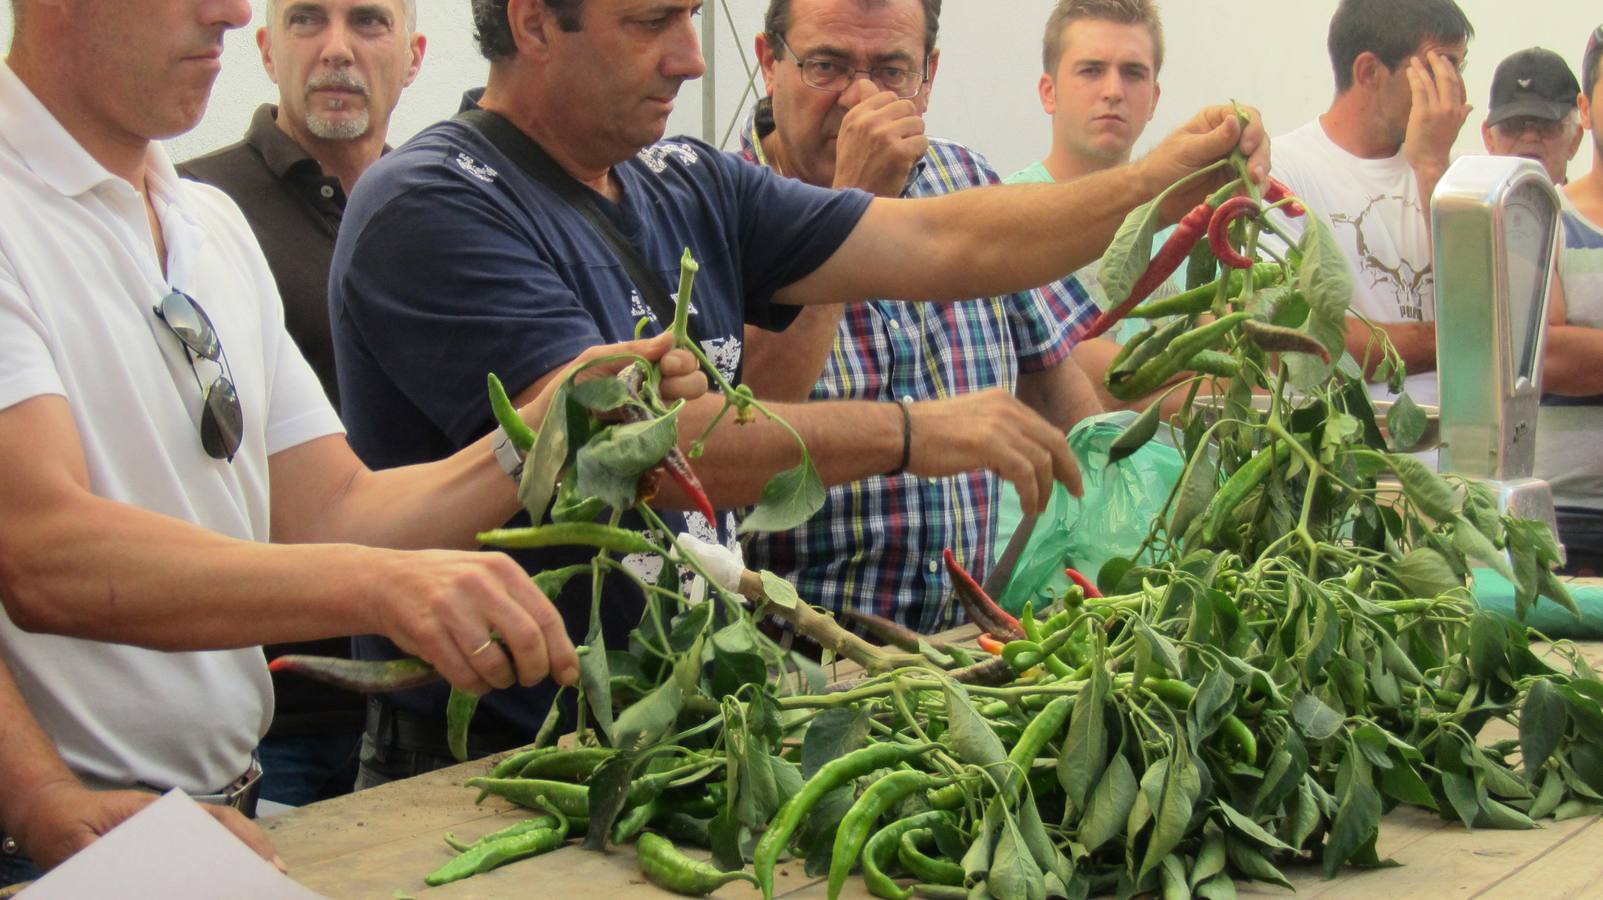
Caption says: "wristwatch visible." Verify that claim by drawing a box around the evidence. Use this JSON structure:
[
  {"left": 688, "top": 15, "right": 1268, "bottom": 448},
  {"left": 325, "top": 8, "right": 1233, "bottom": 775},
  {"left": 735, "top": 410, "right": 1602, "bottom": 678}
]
[{"left": 492, "top": 424, "right": 526, "bottom": 483}]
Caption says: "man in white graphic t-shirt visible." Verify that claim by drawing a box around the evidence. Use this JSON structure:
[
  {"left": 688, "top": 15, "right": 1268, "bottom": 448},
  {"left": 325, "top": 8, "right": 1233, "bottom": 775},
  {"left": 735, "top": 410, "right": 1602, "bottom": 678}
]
[{"left": 1270, "top": 0, "right": 1474, "bottom": 407}]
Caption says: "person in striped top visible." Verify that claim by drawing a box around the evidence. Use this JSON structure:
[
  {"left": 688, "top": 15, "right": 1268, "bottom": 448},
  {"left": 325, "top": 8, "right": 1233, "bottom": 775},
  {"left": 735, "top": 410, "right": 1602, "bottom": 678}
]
[{"left": 739, "top": 0, "right": 1106, "bottom": 634}]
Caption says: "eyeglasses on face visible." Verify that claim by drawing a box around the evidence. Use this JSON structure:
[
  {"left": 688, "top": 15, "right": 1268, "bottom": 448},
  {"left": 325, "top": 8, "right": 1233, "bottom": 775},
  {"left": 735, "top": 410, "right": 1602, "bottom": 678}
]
[
  {"left": 774, "top": 35, "right": 928, "bottom": 99},
  {"left": 153, "top": 289, "right": 243, "bottom": 462},
  {"left": 1494, "top": 116, "right": 1570, "bottom": 140}
]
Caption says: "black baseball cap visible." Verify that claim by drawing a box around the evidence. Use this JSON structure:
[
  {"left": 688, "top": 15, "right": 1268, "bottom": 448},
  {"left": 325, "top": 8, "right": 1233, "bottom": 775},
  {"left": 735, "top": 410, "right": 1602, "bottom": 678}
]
[{"left": 1487, "top": 47, "right": 1581, "bottom": 126}]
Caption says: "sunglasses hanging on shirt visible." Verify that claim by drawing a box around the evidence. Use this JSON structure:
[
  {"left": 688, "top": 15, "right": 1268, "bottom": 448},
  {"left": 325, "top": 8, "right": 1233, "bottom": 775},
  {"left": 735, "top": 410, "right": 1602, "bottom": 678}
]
[{"left": 154, "top": 289, "right": 244, "bottom": 462}]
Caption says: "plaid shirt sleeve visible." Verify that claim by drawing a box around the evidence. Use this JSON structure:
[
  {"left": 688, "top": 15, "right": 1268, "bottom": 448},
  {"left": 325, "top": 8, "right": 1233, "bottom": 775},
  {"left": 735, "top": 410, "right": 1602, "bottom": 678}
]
[{"left": 1006, "top": 273, "right": 1098, "bottom": 373}]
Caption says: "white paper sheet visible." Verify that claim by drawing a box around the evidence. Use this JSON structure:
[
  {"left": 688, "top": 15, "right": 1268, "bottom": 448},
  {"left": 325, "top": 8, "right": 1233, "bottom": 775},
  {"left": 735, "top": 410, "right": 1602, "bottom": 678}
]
[{"left": 21, "top": 790, "right": 327, "bottom": 899}]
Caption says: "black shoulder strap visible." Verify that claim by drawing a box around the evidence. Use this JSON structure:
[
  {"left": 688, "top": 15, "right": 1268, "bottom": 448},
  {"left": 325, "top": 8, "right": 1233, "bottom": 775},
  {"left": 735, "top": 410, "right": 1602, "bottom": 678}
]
[{"left": 458, "top": 107, "right": 698, "bottom": 341}]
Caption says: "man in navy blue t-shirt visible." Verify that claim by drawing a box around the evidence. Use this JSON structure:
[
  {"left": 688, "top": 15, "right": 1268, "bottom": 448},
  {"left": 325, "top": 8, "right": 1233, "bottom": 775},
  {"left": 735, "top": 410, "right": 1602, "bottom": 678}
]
[{"left": 330, "top": 0, "right": 1271, "bottom": 785}]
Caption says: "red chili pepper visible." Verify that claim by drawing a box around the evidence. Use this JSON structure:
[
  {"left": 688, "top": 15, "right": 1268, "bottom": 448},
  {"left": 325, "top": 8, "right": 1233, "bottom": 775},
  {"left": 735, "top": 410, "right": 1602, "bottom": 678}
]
[
  {"left": 1064, "top": 567, "right": 1103, "bottom": 599},
  {"left": 661, "top": 449, "right": 717, "bottom": 523},
  {"left": 1082, "top": 201, "right": 1214, "bottom": 342},
  {"left": 267, "top": 655, "right": 442, "bottom": 693},
  {"left": 976, "top": 633, "right": 1006, "bottom": 656},
  {"left": 943, "top": 548, "right": 1025, "bottom": 640},
  {"left": 1208, "top": 196, "right": 1261, "bottom": 270},
  {"left": 1263, "top": 177, "right": 1306, "bottom": 218},
  {"left": 619, "top": 364, "right": 718, "bottom": 523}
]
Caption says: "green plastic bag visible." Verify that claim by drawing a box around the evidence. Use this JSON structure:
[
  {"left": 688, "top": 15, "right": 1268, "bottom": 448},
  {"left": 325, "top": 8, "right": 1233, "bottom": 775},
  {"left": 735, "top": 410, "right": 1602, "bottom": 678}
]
[{"left": 991, "top": 411, "right": 1185, "bottom": 615}]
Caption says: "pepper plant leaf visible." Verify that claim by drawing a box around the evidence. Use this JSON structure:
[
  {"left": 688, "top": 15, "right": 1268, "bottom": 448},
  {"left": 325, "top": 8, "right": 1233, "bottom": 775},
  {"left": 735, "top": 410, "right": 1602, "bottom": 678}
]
[
  {"left": 739, "top": 454, "right": 826, "bottom": 534},
  {"left": 517, "top": 380, "right": 572, "bottom": 521},
  {"left": 1520, "top": 679, "right": 1567, "bottom": 777},
  {"left": 574, "top": 407, "right": 681, "bottom": 512},
  {"left": 1394, "top": 547, "right": 1463, "bottom": 597},
  {"left": 1109, "top": 399, "right": 1164, "bottom": 465},
  {"left": 1096, "top": 196, "right": 1163, "bottom": 309},
  {"left": 1386, "top": 392, "right": 1428, "bottom": 451}
]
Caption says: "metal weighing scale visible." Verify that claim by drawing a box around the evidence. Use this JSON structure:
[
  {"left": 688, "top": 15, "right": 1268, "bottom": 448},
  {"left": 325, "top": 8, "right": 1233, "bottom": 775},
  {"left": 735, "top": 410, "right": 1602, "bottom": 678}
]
[{"left": 1433, "top": 155, "right": 1563, "bottom": 549}]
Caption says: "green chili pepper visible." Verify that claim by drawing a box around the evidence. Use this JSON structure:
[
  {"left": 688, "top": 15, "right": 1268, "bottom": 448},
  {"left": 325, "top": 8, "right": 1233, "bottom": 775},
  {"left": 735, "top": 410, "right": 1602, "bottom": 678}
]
[
  {"left": 446, "top": 688, "right": 481, "bottom": 763},
  {"left": 465, "top": 777, "right": 591, "bottom": 820},
  {"left": 1200, "top": 441, "right": 1294, "bottom": 545},
  {"left": 491, "top": 746, "right": 552, "bottom": 779},
  {"left": 1109, "top": 312, "right": 1252, "bottom": 401},
  {"left": 637, "top": 832, "right": 758, "bottom": 896},
  {"left": 661, "top": 812, "right": 714, "bottom": 848},
  {"left": 443, "top": 813, "right": 558, "bottom": 853},
  {"left": 897, "top": 829, "right": 965, "bottom": 886},
  {"left": 1111, "top": 314, "right": 1193, "bottom": 378},
  {"left": 754, "top": 743, "right": 938, "bottom": 900},
  {"left": 487, "top": 372, "right": 537, "bottom": 453},
  {"left": 828, "top": 769, "right": 951, "bottom": 900},
  {"left": 1141, "top": 678, "right": 1258, "bottom": 765},
  {"left": 911, "top": 885, "right": 969, "bottom": 900},
  {"left": 1184, "top": 349, "right": 1243, "bottom": 379},
  {"left": 425, "top": 796, "right": 569, "bottom": 886},
  {"left": 518, "top": 747, "right": 617, "bottom": 781},
  {"left": 1003, "top": 695, "right": 1073, "bottom": 797},
  {"left": 1127, "top": 263, "right": 1282, "bottom": 320},
  {"left": 861, "top": 810, "right": 957, "bottom": 900},
  {"left": 477, "top": 522, "right": 659, "bottom": 555},
  {"left": 612, "top": 796, "right": 662, "bottom": 845}
]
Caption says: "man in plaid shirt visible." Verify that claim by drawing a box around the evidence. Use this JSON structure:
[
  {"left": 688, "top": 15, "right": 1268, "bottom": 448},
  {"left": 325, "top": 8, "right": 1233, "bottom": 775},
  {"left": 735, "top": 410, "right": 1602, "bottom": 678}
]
[{"left": 742, "top": 0, "right": 1106, "bottom": 633}]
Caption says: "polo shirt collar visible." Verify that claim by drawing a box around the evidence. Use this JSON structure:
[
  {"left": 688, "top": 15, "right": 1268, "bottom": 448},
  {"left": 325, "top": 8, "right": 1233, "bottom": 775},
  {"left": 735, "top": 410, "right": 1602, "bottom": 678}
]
[
  {"left": 0, "top": 59, "right": 124, "bottom": 198},
  {"left": 243, "top": 103, "right": 321, "bottom": 180}
]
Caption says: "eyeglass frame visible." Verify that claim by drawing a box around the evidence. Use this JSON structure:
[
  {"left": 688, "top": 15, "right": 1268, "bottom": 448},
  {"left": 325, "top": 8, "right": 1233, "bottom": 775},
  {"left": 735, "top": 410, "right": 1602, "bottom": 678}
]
[
  {"left": 152, "top": 289, "right": 245, "bottom": 463},
  {"left": 1489, "top": 115, "right": 1574, "bottom": 140},
  {"left": 771, "top": 34, "right": 930, "bottom": 100}
]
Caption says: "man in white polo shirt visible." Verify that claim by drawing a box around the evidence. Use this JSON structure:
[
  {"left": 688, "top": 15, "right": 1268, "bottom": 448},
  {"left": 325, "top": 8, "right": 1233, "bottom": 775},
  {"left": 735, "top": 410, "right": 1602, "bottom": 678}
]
[{"left": 0, "top": 0, "right": 704, "bottom": 881}]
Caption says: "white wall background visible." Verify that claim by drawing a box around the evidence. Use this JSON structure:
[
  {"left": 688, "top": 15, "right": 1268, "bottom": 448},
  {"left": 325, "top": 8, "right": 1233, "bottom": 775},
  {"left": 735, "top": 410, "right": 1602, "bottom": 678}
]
[{"left": 2, "top": 1, "right": 1600, "bottom": 176}]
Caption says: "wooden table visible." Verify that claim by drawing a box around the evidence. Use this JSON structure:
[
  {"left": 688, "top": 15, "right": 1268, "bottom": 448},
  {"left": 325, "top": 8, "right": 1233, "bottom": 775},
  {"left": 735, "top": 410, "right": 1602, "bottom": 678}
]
[{"left": 270, "top": 584, "right": 1603, "bottom": 900}]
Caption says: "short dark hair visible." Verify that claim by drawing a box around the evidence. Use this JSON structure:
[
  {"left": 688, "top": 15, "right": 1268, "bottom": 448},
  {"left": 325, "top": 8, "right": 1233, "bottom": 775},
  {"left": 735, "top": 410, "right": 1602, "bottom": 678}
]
[
  {"left": 1041, "top": 0, "right": 1164, "bottom": 77},
  {"left": 471, "top": 0, "right": 585, "bottom": 62},
  {"left": 1328, "top": 0, "right": 1473, "bottom": 93},
  {"left": 1585, "top": 26, "right": 1603, "bottom": 93},
  {"left": 763, "top": 0, "right": 942, "bottom": 59}
]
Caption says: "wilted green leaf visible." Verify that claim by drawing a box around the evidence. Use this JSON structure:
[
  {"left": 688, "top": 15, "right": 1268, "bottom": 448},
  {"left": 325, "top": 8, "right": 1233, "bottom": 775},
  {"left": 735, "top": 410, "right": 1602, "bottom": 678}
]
[
  {"left": 1078, "top": 752, "right": 1138, "bottom": 851},
  {"left": 739, "top": 456, "right": 826, "bottom": 534},
  {"left": 1292, "top": 692, "right": 1345, "bottom": 741},
  {"left": 1385, "top": 393, "right": 1428, "bottom": 451},
  {"left": 1110, "top": 400, "right": 1165, "bottom": 465},
  {"left": 574, "top": 408, "right": 681, "bottom": 511},
  {"left": 1097, "top": 197, "right": 1163, "bottom": 308},
  {"left": 1520, "top": 679, "right": 1568, "bottom": 777},
  {"left": 1394, "top": 547, "right": 1463, "bottom": 597}
]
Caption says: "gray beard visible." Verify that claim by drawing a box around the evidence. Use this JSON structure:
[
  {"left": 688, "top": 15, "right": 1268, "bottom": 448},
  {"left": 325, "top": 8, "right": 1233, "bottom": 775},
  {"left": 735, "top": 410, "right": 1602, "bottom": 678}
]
[{"left": 306, "top": 109, "right": 370, "bottom": 141}]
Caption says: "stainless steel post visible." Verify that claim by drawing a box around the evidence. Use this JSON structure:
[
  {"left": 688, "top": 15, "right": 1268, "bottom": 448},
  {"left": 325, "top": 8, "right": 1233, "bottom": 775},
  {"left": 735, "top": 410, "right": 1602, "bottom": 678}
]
[{"left": 1432, "top": 155, "right": 1562, "bottom": 539}]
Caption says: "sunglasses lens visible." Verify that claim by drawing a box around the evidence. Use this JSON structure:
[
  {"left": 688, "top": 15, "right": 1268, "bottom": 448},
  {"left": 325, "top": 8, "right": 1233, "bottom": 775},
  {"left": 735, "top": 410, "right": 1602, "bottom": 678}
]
[
  {"left": 160, "top": 291, "right": 222, "bottom": 360},
  {"left": 200, "top": 376, "right": 244, "bottom": 462}
]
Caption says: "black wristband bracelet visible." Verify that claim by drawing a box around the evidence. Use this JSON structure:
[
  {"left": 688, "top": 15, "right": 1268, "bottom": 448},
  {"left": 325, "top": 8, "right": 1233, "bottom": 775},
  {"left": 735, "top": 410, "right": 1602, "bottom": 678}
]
[{"left": 888, "top": 400, "right": 913, "bottom": 477}]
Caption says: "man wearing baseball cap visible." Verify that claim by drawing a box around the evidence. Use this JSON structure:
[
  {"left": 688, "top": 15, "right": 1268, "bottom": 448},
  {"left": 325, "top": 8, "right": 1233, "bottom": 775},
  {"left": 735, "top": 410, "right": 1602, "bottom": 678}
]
[{"left": 1481, "top": 47, "right": 1584, "bottom": 184}]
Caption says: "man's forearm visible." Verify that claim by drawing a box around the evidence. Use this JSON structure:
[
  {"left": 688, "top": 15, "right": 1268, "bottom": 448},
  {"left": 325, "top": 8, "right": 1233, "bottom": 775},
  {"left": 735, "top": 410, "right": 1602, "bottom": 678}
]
[
  {"left": 783, "top": 169, "right": 1156, "bottom": 309},
  {"left": 0, "top": 659, "right": 77, "bottom": 843},
  {"left": 1543, "top": 325, "right": 1603, "bottom": 396},
  {"left": 1347, "top": 317, "right": 1437, "bottom": 379},
  {"left": 741, "top": 307, "right": 848, "bottom": 403},
  {"left": 655, "top": 394, "right": 903, "bottom": 509},
  {"left": 1017, "top": 360, "right": 1104, "bottom": 431},
  {"left": 1, "top": 488, "right": 387, "bottom": 650}
]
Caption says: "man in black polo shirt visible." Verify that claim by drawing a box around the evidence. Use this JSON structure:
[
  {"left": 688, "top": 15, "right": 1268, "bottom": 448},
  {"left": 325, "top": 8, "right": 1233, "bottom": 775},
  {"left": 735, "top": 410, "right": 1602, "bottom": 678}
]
[{"left": 179, "top": 0, "right": 426, "bottom": 808}]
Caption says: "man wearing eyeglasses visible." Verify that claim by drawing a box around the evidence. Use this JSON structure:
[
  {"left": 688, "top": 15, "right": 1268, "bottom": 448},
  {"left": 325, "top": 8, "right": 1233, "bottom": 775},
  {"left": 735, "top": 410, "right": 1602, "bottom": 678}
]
[
  {"left": 328, "top": 0, "right": 1267, "bottom": 784},
  {"left": 1479, "top": 48, "right": 1583, "bottom": 186},
  {"left": 0, "top": 0, "right": 706, "bottom": 879},
  {"left": 735, "top": 0, "right": 1104, "bottom": 635}
]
